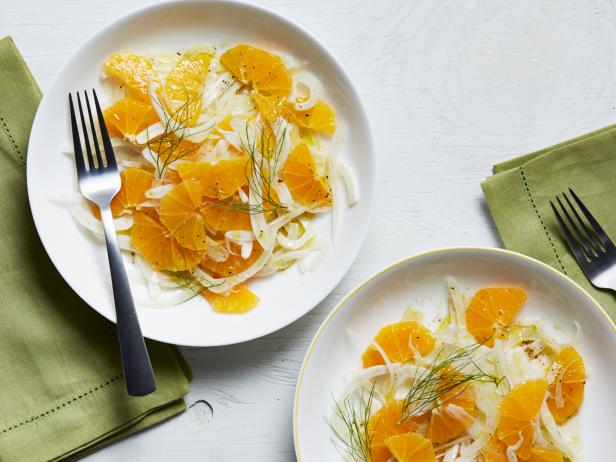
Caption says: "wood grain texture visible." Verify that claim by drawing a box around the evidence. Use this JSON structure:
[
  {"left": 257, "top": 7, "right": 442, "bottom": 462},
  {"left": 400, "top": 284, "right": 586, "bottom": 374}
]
[{"left": 3, "top": 0, "right": 616, "bottom": 459}]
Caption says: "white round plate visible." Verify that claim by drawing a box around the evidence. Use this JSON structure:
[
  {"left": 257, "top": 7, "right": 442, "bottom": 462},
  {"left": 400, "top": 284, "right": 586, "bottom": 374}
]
[
  {"left": 294, "top": 247, "right": 616, "bottom": 461},
  {"left": 26, "top": 0, "right": 375, "bottom": 346}
]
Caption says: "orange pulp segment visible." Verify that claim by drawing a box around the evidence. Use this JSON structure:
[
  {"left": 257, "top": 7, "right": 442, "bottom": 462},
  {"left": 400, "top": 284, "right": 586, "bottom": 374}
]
[
  {"left": 200, "top": 243, "right": 263, "bottom": 277},
  {"left": 497, "top": 379, "right": 548, "bottom": 460},
  {"left": 220, "top": 44, "right": 292, "bottom": 98},
  {"left": 384, "top": 433, "right": 436, "bottom": 462},
  {"left": 426, "top": 383, "right": 475, "bottom": 444},
  {"left": 284, "top": 100, "right": 336, "bottom": 135},
  {"left": 529, "top": 447, "right": 564, "bottom": 462},
  {"left": 361, "top": 321, "right": 435, "bottom": 368},
  {"left": 200, "top": 201, "right": 252, "bottom": 232},
  {"left": 159, "top": 180, "right": 207, "bottom": 251},
  {"left": 367, "top": 400, "right": 417, "bottom": 462},
  {"left": 281, "top": 143, "right": 332, "bottom": 206},
  {"left": 204, "top": 285, "right": 259, "bottom": 313},
  {"left": 146, "top": 135, "right": 199, "bottom": 171},
  {"left": 177, "top": 159, "right": 248, "bottom": 199},
  {"left": 163, "top": 51, "right": 212, "bottom": 125},
  {"left": 102, "top": 52, "right": 160, "bottom": 101},
  {"left": 103, "top": 97, "right": 159, "bottom": 139},
  {"left": 465, "top": 288, "right": 527, "bottom": 347},
  {"left": 546, "top": 346, "right": 586, "bottom": 424},
  {"left": 131, "top": 209, "right": 203, "bottom": 271},
  {"left": 91, "top": 167, "right": 153, "bottom": 218},
  {"left": 252, "top": 92, "right": 282, "bottom": 121},
  {"left": 482, "top": 434, "right": 508, "bottom": 462}
]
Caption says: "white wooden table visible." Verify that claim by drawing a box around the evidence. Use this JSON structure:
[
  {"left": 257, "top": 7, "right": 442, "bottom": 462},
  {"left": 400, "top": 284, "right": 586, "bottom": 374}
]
[{"left": 3, "top": 0, "right": 616, "bottom": 459}]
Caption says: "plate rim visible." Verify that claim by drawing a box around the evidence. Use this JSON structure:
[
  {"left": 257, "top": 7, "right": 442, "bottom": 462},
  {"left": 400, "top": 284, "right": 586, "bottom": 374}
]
[
  {"left": 292, "top": 246, "right": 616, "bottom": 460},
  {"left": 25, "top": 0, "right": 376, "bottom": 346}
]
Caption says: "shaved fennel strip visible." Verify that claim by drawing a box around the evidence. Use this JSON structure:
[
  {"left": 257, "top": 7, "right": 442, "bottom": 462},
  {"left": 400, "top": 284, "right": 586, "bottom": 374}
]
[{"left": 192, "top": 205, "right": 313, "bottom": 293}]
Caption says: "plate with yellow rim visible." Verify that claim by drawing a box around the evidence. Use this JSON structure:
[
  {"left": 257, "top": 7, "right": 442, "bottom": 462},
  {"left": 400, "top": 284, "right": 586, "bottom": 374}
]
[
  {"left": 293, "top": 247, "right": 616, "bottom": 461},
  {"left": 26, "top": 0, "right": 375, "bottom": 346}
]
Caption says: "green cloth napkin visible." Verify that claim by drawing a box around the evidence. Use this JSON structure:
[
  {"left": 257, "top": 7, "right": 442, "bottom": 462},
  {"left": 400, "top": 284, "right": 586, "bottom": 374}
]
[
  {"left": 482, "top": 124, "right": 616, "bottom": 323},
  {"left": 0, "top": 36, "right": 192, "bottom": 462}
]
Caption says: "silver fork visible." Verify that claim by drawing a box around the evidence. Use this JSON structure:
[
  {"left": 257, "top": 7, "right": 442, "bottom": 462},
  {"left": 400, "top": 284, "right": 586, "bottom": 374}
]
[
  {"left": 550, "top": 187, "right": 616, "bottom": 291},
  {"left": 69, "top": 90, "right": 156, "bottom": 396}
]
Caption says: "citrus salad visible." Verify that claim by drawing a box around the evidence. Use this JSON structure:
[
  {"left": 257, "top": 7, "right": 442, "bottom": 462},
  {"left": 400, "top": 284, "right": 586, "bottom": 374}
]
[
  {"left": 329, "top": 279, "right": 585, "bottom": 462},
  {"left": 61, "top": 43, "right": 357, "bottom": 313}
]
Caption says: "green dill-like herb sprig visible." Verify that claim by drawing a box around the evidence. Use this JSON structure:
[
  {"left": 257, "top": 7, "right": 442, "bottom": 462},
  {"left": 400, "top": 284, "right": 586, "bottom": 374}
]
[
  {"left": 162, "top": 269, "right": 223, "bottom": 303},
  {"left": 146, "top": 91, "right": 213, "bottom": 178},
  {"left": 400, "top": 342, "right": 505, "bottom": 421},
  {"left": 215, "top": 119, "right": 288, "bottom": 215},
  {"left": 328, "top": 385, "right": 376, "bottom": 462}
]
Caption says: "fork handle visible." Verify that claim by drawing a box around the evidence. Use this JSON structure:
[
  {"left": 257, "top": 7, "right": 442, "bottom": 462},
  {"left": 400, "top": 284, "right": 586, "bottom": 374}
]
[{"left": 100, "top": 207, "right": 156, "bottom": 396}]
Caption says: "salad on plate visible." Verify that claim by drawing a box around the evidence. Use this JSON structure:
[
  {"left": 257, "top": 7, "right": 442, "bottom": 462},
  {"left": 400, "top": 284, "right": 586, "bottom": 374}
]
[
  {"left": 59, "top": 42, "right": 358, "bottom": 313},
  {"left": 329, "top": 278, "right": 586, "bottom": 462}
]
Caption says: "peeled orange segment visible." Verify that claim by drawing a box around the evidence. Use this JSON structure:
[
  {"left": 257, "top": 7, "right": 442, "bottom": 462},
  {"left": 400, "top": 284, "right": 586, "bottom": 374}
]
[
  {"left": 546, "top": 346, "right": 586, "bottom": 424},
  {"left": 146, "top": 136, "right": 199, "bottom": 172},
  {"left": 529, "top": 447, "right": 564, "bottom": 462},
  {"left": 252, "top": 92, "right": 282, "bottom": 121},
  {"left": 465, "top": 287, "right": 527, "bottom": 347},
  {"left": 131, "top": 209, "right": 203, "bottom": 271},
  {"left": 177, "top": 159, "right": 248, "bottom": 199},
  {"left": 426, "top": 384, "right": 475, "bottom": 444},
  {"left": 482, "top": 434, "right": 508, "bottom": 462},
  {"left": 103, "top": 97, "right": 159, "bottom": 140},
  {"left": 216, "top": 115, "right": 233, "bottom": 132},
  {"left": 159, "top": 180, "right": 207, "bottom": 251},
  {"left": 200, "top": 201, "right": 252, "bottom": 232},
  {"left": 361, "top": 321, "right": 435, "bottom": 368},
  {"left": 367, "top": 400, "right": 417, "bottom": 462},
  {"left": 102, "top": 52, "right": 160, "bottom": 102},
  {"left": 203, "top": 284, "right": 259, "bottom": 313},
  {"left": 497, "top": 379, "right": 548, "bottom": 460},
  {"left": 91, "top": 167, "right": 153, "bottom": 219},
  {"left": 283, "top": 100, "right": 336, "bottom": 135},
  {"left": 220, "top": 44, "right": 292, "bottom": 98},
  {"left": 163, "top": 51, "right": 213, "bottom": 126},
  {"left": 201, "top": 243, "right": 263, "bottom": 277},
  {"left": 281, "top": 143, "right": 332, "bottom": 206},
  {"left": 384, "top": 433, "right": 436, "bottom": 462}
]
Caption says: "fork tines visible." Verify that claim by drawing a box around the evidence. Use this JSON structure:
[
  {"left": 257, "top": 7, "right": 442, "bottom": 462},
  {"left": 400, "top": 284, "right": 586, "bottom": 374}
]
[
  {"left": 550, "top": 188, "right": 615, "bottom": 264},
  {"left": 68, "top": 90, "right": 117, "bottom": 176}
]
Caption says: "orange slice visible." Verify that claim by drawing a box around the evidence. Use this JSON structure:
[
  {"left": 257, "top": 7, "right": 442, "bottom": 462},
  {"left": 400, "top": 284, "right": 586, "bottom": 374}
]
[
  {"left": 252, "top": 92, "right": 281, "bottom": 121},
  {"left": 361, "top": 321, "right": 435, "bottom": 368},
  {"left": 220, "top": 44, "right": 292, "bottom": 98},
  {"left": 426, "top": 383, "right": 475, "bottom": 444},
  {"left": 546, "top": 346, "right": 586, "bottom": 423},
  {"left": 200, "top": 242, "right": 263, "bottom": 277},
  {"left": 281, "top": 143, "right": 332, "bottom": 206},
  {"left": 200, "top": 201, "right": 252, "bottom": 232},
  {"left": 102, "top": 52, "right": 160, "bottom": 102},
  {"left": 103, "top": 97, "right": 159, "bottom": 139},
  {"left": 529, "top": 447, "right": 564, "bottom": 462},
  {"left": 482, "top": 434, "right": 508, "bottom": 462},
  {"left": 177, "top": 159, "right": 248, "bottom": 199},
  {"left": 284, "top": 100, "right": 336, "bottom": 135},
  {"left": 159, "top": 180, "right": 207, "bottom": 251},
  {"left": 163, "top": 51, "right": 212, "bottom": 125},
  {"left": 204, "top": 285, "right": 259, "bottom": 313},
  {"left": 465, "top": 288, "right": 527, "bottom": 346},
  {"left": 131, "top": 209, "right": 203, "bottom": 271},
  {"left": 91, "top": 167, "right": 153, "bottom": 218},
  {"left": 146, "top": 135, "right": 199, "bottom": 172},
  {"left": 367, "top": 400, "right": 417, "bottom": 462},
  {"left": 384, "top": 433, "right": 435, "bottom": 462},
  {"left": 497, "top": 379, "right": 548, "bottom": 460}
]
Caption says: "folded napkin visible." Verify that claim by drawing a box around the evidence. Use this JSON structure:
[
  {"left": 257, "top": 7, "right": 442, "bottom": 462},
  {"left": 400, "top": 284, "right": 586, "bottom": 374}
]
[
  {"left": 0, "top": 36, "right": 192, "bottom": 462},
  {"left": 482, "top": 124, "right": 616, "bottom": 322}
]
